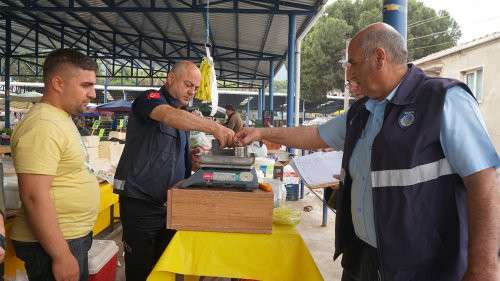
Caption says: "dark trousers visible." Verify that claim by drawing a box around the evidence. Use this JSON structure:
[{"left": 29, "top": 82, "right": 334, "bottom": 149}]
[
  {"left": 12, "top": 232, "right": 92, "bottom": 281},
  {"left": 120, "top": 196, "right": 177, "bottom": 281},
  {"left": 341, "top": 241, "right": 381, "bottom": 281}
]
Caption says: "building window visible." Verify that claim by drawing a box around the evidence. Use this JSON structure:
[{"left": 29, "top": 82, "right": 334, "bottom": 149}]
[{"left": 464, "top": 68, "right": 483, "bottom": 102}]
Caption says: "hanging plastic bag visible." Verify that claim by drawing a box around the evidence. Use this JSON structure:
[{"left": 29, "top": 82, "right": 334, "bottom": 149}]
[
  {"left": 194, "top": 47, "right": 218, "bottom": 116},
  {"left": 195, "top": 57, "right": 212, "bottom": 102}
]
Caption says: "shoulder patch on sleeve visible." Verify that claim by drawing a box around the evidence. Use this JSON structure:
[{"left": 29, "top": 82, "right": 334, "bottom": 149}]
[{"left": 147, "top": 91, "right": 161, "bottom": 99}]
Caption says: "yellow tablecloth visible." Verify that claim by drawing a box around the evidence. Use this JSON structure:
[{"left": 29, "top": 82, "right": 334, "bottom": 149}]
[{"left": 147, "top": 225, "right": 324, "bottom": 281}]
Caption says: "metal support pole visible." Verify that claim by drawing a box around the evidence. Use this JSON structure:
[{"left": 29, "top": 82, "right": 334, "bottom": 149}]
[
  {"left": 257, "top": 87, "right": 263, "bottom": 120},
  {"left": 300, "top": 149, "right": 305, "bottom": 199},
  {"left": 268, "top": 60, "right": 274, "bottom": 118},
  {"left": 5, "top": 16, "right": 11, "bottom": 129},
  {"left": 104, "top": 65, "right": 109, "bottom": 103},
  {"left": 86, "top": 29, "right": 90, "bottom": 56},
  {"left": 261, "top": 81, "right": 265, "bottom": 116},
  {"left": 294, "top": 40, "right": 301, "bottom": 126},
  {"left": 60, "top": 26, "right": 65, "bottom": 48},
  {"left": 322, "top": 189, "right": 329, "bottom": 226},
  {"left": 149, "top": 60, "right": 153, "bottom": 86},
  {"left": 112, "top": 33, "right": 116, "bottom": 75},
  {"left": 383, "top": 0, "right": 407, "bottom": 44},
  {"left": 35, "top": 23, "right": 39, "bottom": 76},
  {"left": 246, "top": 99, "right": 250, "bottom": 125},
  {"left": 286, "top": 14, "right": 296, "bottom": 128}
]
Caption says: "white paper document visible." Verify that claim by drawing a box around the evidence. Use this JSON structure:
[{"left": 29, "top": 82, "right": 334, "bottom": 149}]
[{"left": 290, "top": 151, "right": 343, "bottom": 188}]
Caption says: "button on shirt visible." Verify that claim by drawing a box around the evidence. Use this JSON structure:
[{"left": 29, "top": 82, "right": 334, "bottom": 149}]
[{"left": 319, "top": 86, "right": 500, "bottom": 247}]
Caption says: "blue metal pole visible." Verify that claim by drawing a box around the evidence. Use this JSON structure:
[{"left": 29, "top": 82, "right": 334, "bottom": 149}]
[
  {"left": 35, "top": 23, "right": 39, "bottom": 76},
  {"left": 257, "top": 88, "right": 263, "bottom": 120},
  {"left": 322, "top": 190, "right": 328, "bottom": 226},
  {"left": 260, "top": 81, "right": 265, "bottom": 117},
  {"left": 268, "top": 60, "right": 274, "bottom": 117},
  {"left": 104, "top": 67, "right": 109, "bottom": 103},
  {"left": 286, "top": 15, "right": 296, "bottom": 127},
  {"left": 300, "top": 149, "right": 305, "bottom": 199},
  {"left": 5, "top": 16, "right": 11, "bottom": 129},
  {"left": 383, "top": 0, "right": 407, "bottom": 44},
  {"left": 246, "top": 98, "right": 250, "bottom": 125}
]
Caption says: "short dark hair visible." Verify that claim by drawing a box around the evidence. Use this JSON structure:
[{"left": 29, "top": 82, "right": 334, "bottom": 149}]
[
  {"left": 224, "top": 104, "right": 235, "bottom": 111},
  {"left": 43, "top": 48, "right": 98, "bottom": 84}
]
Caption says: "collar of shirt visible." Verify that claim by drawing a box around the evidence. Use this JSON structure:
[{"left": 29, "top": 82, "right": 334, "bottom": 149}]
[
  {"left": 159, "top": 85, "right": 185, "bottom": 109},
  {"left": 364, "top": 84, "right": 400, "bottom": 121}
]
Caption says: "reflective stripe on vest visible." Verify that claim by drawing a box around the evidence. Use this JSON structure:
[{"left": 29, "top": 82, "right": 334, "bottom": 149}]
[{"left": 371, "top": 158, "right": 455, "bottom": 187}]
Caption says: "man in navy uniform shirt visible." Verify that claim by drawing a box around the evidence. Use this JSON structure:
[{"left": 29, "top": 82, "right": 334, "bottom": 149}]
[{"left": 115, "top": 61, "right": 235, "bottom": 280}]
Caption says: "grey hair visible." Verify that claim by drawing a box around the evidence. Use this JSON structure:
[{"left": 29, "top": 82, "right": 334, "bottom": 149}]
[{"left": 359, "top": 28, "right": 408, "bottom": 65}]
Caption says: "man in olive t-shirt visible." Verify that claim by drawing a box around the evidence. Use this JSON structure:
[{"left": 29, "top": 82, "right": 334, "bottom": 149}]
[{"left": 10, "top": 49, "right": 99, "bottom": 281}]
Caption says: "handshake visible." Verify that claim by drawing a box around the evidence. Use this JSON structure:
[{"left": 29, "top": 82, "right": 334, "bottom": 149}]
[
  {"left": 212, "top": 126, "right": 265, "bottom": 148},
  {"left": 191, "top": 127, "right": 266, "bottom": 171}
]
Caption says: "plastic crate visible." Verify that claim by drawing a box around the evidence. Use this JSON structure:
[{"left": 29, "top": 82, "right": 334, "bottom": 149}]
[{"left": 88, "top": 240, "right": 119, "bottom": 281}]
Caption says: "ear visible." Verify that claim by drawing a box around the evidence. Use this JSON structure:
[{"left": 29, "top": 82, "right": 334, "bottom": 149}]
[
  {"left": 50, "top": 74, "right": 65, "bottom": 94},
  {"left": 166, "top": 72, "right": 175, "bottom": 86},
  {"left": 374, "top": 47, "right": 386, "bottom": 70}
]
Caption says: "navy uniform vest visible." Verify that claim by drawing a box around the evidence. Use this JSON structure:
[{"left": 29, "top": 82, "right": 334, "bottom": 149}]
[
  {"left": 335, "top": 65, "right": 473, "bottom": 281},
  {"left": 114, "top": 86, "right": 191, "bottom": 206}
]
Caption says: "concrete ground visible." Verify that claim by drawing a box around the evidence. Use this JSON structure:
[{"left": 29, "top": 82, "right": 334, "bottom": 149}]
[
  {"left": 99, "top": 188, "right": 342, "bottom": 281},
  {"left": 287, "top": 188, "right": 343, "bottom": 281}
]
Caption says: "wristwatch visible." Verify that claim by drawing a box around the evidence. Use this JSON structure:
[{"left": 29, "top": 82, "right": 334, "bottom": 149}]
[{"left": 0, "top": 233, "right": 5, "bottom": 250}]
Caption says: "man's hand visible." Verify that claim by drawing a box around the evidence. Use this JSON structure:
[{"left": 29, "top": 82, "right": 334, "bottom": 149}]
[
  {"left": 235, "top": 127, "right": 264, "bottom": 146},
  {"left": 52, "top": 250, "right": 80, "bottom": 281},
  {"left": 213, "top": 124, "right": 235, "bottom": 148},
  {"left": 190, "top": 147, "right": 205, "bottom": 171}
]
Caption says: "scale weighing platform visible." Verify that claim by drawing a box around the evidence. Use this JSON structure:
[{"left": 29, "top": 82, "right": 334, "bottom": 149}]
[{"left": 180, "top": 155, "right": 258, "bottom": 191}]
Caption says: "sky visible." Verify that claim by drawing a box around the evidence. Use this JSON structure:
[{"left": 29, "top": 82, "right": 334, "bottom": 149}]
[
  {"left": 275, "top": 0, "right": 500, "bottom": 80},
  {"left": 419, "top": 0, "right": 500, "bottom": 43}
]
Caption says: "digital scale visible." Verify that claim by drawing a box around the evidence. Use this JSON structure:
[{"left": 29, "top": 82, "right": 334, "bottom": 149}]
[{"left": 180, "top": 155, "right": 259, "bottom": 191}]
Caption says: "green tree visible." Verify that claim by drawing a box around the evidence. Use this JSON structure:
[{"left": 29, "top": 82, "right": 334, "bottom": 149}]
[
  {"left": 300, "top": 0, "right": 461, "bottom": 103},
  {"left": 273, "top": 80, "right": 288, "bottom": 92}
]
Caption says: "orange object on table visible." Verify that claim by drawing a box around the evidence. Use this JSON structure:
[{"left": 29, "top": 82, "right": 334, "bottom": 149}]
[
  {"left": 262, "top": 140, "right": 280, "bottom": 150},
  {"left": 258, "top": 182, "right": 273, "bottom": 192}
]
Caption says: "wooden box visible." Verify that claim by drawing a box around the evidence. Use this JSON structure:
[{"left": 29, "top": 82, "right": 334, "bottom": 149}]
[{"left": 166, "top": 187, "right": 273, "bottom": 234}]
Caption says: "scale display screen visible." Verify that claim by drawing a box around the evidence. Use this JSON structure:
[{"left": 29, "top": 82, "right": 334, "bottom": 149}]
[
  {"left": 202, "top": 171, "right": 253, "bottom": 182},
  {"left": 180, "top": 167, "right": 258, "bottom": 190}
]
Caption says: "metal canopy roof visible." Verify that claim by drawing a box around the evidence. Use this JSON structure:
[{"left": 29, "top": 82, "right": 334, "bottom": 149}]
[{"left": 1, "top": 0, "right": 327, "bottom": 88}]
